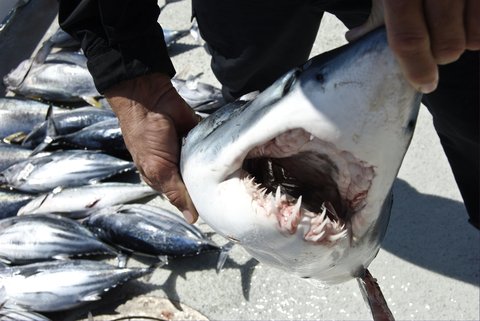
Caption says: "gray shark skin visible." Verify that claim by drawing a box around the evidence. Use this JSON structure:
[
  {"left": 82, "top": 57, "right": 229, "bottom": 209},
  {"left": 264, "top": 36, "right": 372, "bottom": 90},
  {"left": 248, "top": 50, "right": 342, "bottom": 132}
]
[{"left": 181, "top": 28, "right": 421, "bottom": 285}]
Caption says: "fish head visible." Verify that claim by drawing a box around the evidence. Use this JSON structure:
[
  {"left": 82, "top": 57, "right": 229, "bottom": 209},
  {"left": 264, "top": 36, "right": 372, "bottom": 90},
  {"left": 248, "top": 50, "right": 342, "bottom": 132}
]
[{"left": 181, "top": 28, "right": 421, "bottom": 284}]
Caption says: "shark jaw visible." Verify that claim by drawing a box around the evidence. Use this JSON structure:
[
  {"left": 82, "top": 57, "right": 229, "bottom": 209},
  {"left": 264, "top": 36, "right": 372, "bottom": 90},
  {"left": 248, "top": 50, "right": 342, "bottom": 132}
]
[
  {"left": 233, "top": 127, "right": 375, "bottom": 243},
  {"left": 181, "top": 28, "right": 420, "bottom": 284}
]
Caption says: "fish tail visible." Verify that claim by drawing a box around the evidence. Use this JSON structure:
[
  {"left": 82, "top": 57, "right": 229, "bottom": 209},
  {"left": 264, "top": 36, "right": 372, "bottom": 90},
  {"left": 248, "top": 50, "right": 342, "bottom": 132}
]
[{"left": 216, "top": 241, "right": 234, "bottom": 273}]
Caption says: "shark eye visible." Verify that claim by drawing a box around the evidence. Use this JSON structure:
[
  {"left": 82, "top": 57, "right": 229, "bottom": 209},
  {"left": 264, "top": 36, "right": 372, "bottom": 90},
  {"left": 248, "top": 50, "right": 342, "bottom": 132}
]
[{"left": 315, "top": 73, "right": 325, "bottom": 83}]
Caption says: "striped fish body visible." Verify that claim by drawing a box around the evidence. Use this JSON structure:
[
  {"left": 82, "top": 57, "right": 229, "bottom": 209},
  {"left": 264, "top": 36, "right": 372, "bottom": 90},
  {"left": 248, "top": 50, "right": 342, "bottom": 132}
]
[
  {"left": 0, "top": 260, "right": 151, "bottom": 312},
  {"left": 0, "top": 214, "right": 115, "bottom": 264},
  {"left": 0, "top": 150, "right": 135, "bottom": 193},
  {"left": 85, "top": 204, "right": 219, "bottom": 257}
]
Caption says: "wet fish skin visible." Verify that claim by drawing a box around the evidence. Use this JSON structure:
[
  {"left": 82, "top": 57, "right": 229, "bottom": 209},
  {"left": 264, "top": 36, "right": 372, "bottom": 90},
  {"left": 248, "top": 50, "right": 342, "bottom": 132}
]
[
  {"left": 44, "top": 50, "right": 87, "bottom": 67},
  {"left": 0, "top": 97, "right": 66, "bottom": 139},
  {"left": 3, "top": 60, "right": 100, "bottom": 105},
  {"left": 0, "top": 144, "right": 32, "bottom": 172},
  {"left": 18, "top": 183, "right": 156, "bottom": 218},
  {"left": 171, "top": 75, "right": 225, "bottom": 112},
  {"left": 181, "top": 28, "right": 421, "bottom": 284},
  {"left": 84, "top": 204, "right": 219, "bottom": 258},
  {"left": 163, "top": 28, "right": 189, "bottom": 47},
  {"left": 0, "top": 214, "right": 116, "bottom": 264},
  {"left": 0, "top": 189, "right": 33, "bottom": 220},
  {"left": 0, "top": 150, "right": 135, "bottom": 193},
  {"left": 34, "top": 118, "right": 128, "bottom": 158},
  {"left": 0, "top": 260, "right": 151, "bottom": 312},
  {"left": 22, "top": 106, "right": 115, "bottom": 148}
]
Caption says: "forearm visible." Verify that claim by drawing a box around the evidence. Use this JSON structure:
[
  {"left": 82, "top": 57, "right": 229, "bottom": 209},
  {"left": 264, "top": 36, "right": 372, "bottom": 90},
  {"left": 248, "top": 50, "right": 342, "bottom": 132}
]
[{"left": 58, "top": 0, "right": 176, "bottom": 93}]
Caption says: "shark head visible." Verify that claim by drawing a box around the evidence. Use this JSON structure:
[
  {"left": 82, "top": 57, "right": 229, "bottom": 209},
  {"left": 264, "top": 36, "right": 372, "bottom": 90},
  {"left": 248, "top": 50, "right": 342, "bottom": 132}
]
[{"left": 181, "top": 28, "right": 421, "bottom": 284}]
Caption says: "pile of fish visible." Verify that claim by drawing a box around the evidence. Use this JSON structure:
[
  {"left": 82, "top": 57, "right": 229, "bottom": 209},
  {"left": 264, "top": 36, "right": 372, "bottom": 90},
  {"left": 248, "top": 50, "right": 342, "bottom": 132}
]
[
  {"left": 0, "top": 9, "right": 229, "bottom": 320},
  {"left": 3, "top": 20, "right": 222, "bottom": 112}
]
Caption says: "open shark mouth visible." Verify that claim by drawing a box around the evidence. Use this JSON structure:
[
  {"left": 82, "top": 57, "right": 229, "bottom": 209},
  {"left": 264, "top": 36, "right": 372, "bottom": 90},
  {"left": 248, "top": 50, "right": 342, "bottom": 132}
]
[{"left": 232, "top": 128, "right": 375, "bottom": 244}]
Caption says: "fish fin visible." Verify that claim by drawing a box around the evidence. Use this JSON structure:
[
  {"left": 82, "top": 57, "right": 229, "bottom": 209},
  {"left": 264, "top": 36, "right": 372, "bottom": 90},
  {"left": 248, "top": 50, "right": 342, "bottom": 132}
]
[
  {"left": 53, "top": 254, "right": 70, "bottom": 260},
  {"left": 157, "top": 255, "right": 169, "bottom": 266},
  {"left": 0, "top": 257, "right": 11, "bottom": 265},
  {"left": 216, "top": 241, "right": 234, "bottom": 273},
  {"left": 87, "top": 311, "right": 94, "bottom": 321},
  {"left": 30, "top": 105, "right": 59, "bottom": 156},
  {"left": 81, "top": 293, "right": 101, "bottom": 302},
  {"left": 116, "top": 253, "right": 129, "bottom": 268},
  {"left": 33, "top": 40, "right": 54, "bottom": 65},
  {"left": 81, "top": 96, "right": 102, "bottom": 108},
  {"left": 141, "top": 264, "right": 158, "bottom": 283}
]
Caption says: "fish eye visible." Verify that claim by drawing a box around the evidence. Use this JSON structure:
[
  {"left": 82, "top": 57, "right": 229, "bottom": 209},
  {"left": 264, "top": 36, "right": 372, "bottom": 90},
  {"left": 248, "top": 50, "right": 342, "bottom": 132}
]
[{"left": 315, "top": 73, "right": 325, "bottom": 83}]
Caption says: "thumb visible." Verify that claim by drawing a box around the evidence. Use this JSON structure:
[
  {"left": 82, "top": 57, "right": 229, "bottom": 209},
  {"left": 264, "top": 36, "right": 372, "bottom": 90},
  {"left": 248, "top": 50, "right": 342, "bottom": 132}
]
[{"left": 345, "top": 0, "right": 384, "bottom": 42}]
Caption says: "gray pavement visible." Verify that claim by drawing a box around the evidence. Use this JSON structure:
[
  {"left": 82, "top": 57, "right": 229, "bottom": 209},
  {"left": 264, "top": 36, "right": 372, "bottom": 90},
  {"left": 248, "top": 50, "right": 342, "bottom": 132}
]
[{"left": 1, "top": 1, "right": 479, "bottom": 320}]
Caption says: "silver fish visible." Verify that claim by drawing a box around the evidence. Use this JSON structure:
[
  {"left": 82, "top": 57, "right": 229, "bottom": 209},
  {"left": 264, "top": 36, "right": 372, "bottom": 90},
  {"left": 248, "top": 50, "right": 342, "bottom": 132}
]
[
  {"left": 0, "top": 97, "right": 66, "bottom": 140},
  {"left": 18, "top": 183, "right": 156, "bottom": 218},
  {"left": 0, "top": 189, "right": 33, "bottom": 220},
  {"left": 0, "top": 214, "right": 116, "bottom": 264},
  {"left": 44, "top": 50, "right": 87, "bottom": 67},
  {"left": 0, "top": 0, "right": 30, "bottom": 33},
  {"left": 0, "top": 307, "right": 51, "bottom": 321},
  {"left": 163, "top": 28, "right": 189, "bottom": 47},
  {"left": 32, "top": 118, "right": 127, "bottom": 158},
  {"left": 0, "top": 150, "right": 135, "bottom": 193},
  {"left": 181, "top": 28, "right": 420, "bottom": 284},
  {"left": 0, "top": 144, "right": 32, "bottom": 172},
  {"left": 22, "top": 106, "right": 115, "bottom": 149},
  {"left": 3, "top": 59, "right": 100, "bottom": 106},
  {"left": 171, "top": 74, "right": 225, "bottom": 112},
  {"left": 0, "top": 260, "right": 151, "bottom": 311},
  {"left": 84, "top": 204, "right": 222, "bottom": 259}
]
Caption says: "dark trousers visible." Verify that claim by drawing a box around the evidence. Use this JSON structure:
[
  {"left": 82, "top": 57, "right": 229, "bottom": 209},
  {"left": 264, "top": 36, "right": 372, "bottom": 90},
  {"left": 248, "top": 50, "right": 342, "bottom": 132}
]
[{"left": 192, "top": 0, "right": 480, "bottom": 228}]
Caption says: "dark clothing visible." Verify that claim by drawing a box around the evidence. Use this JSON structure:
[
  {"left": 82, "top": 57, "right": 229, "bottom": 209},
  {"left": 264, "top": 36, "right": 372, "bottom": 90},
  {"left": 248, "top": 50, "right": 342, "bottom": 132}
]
[
  {"left": 58, "top": 0, "right": 175, "bottom": 93},
  {"left": 58, "top": 0, "right": 479, "bottom": 228}
]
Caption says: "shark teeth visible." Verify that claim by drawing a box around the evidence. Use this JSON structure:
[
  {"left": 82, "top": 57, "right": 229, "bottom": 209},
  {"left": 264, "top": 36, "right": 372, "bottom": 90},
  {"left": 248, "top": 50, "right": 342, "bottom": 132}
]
[{"left": 243, "top": 175, "right": 347, "bottom": 242}]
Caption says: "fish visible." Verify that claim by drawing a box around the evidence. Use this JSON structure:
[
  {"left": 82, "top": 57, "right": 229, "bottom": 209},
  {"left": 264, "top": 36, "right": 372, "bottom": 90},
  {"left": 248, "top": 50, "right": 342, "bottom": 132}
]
[
  {"left": 0, "top": 306, "right": 51, "bottom": 321},
  {"left": 0, "top": 214, "right": 116, "bottom": 264},
  {"left": 0, "top": 189, "right": 33, "bottom": 220},
  {"left": 0, "top": 150, "right": 135, "bottom": 193},
  {"left": 0, "top": 144, "right": 32, "bottom": 172},
  {"left": 163, "top": 28, "right": 189, "bottom": 47},
  {"left": 22, "top": 106, "right": 115, "bottom": 149},
  {"left": 180, "top": 27, "right": 421, "bottom": 285},
  {"left": 17, "top": 183, "right": 157, "bottom": 218},
  {"left": 0, "top": 0, "right": 30, "bottom": 33},
  {"left": 0, "top": 260, "right": 152, "bottom": 312},
  {"left": 3, "top": 59, "right": 101, "bottom": 106},
  {"left": 31, "top": 118, "right": 128, "bottom": 158},
  {"left": 171, "top": 74, "right": 225, "bottom": 113},
  {"left": 44, "top": 50, "right": 87, "bottom": 67},
  {"left": 0, "top": 97, "right": 66, "bottom": 140},
  {"left": 33, "top": 28, "right": 81, "bottom": 65},
  {"left": 84, "top": 204, "right": 227, "bottom": 267}
]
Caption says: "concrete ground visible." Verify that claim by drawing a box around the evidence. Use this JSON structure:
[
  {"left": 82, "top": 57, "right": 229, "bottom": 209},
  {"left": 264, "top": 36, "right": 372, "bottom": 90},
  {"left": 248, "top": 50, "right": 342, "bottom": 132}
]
[{"left": 1, "top": 1, "right": 479, "bottom": 320}]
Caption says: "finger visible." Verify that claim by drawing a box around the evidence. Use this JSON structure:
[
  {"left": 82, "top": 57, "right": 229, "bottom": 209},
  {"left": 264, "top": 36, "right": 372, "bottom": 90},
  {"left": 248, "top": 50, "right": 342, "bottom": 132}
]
[
  {"left": 465, "top": 0, "right": 480, "bottom": 50},
  {"left": 345, "top": 0, "right": 384, "bottom": 42},
  {"left": 424, "top": 0, "right": 465, "bottom": 65},
  {"left": 383, "top": 0, "right": 438, "bottom": 93},
  {"left": 142, "top": 170, "right": 199, "bottom": 224}
]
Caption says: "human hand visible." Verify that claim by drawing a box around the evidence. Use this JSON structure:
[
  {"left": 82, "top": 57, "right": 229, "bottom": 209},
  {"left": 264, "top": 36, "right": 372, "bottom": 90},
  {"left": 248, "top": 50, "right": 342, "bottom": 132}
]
[
  {"left": 345, "top": 0, "right": 480, "bottom": 93},
  {"left": 105, "top": 73, "right": 200, "bottom": 223}
]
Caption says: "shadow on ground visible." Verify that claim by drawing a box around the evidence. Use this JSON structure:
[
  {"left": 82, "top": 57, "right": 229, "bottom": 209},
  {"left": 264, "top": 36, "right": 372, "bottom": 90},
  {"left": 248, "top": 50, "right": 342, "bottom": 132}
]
[{"left": 382, "top": 179, "right": 479, "bottom": 286}]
